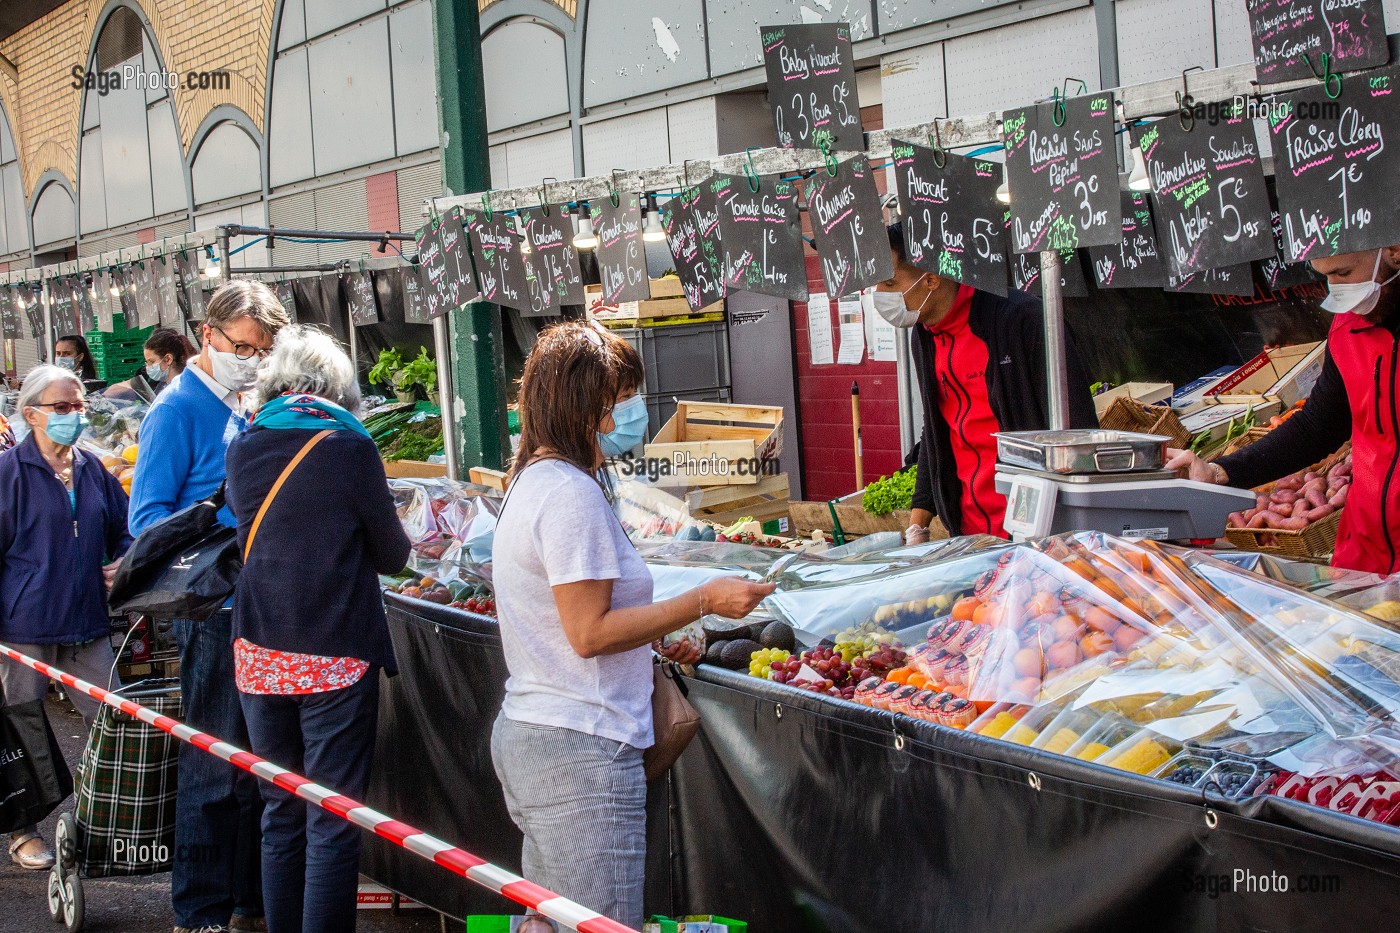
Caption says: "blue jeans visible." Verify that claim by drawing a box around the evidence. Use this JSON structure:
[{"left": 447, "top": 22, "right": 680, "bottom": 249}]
[
  {"left": 490, "top": 712, "right": 648, "bottom": 928},
  {"left": 172, "top": 614, "right": 264, "bottom": 928},
  {"left": 240, "top": 670, "right": 380, "bottom": 933}
]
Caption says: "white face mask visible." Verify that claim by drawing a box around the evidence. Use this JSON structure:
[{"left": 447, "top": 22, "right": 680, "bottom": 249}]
[
  {"left": 207, "top": 347, "right": 261, "bottom": 393},
  {"left": 867, "top": 279, "right": 932, "bottom": 329},
  {"left": 1321, "top": 250, "right": 1400, "bottom": 316}
]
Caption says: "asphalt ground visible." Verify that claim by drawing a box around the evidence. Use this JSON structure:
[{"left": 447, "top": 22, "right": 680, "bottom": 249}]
[{"left": 0, "top": 693, "right": 452, "bottom": 933}]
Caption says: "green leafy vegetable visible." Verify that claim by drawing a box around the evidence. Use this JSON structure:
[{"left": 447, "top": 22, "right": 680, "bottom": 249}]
[{"left": 862, "top": 466, "right": 916, "bottom": 516}]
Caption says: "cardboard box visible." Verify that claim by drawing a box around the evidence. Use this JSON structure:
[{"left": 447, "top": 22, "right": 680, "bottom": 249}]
[
  {"left": 1093, "top": 382, "right": 1174, "bottom": 419},
  {"left": 1181, "top": 399, "right": 1282, "bottom": 443},
  {"left": 1207, "top": 341, "right": 1326, "bottom": 409},
  {"left": 644, "top": 401, "right": 783, "bottom": 487},
  {"left": 382, "top": 458, "right": 448, "bottom": 479},
  {"left": 1170, "top": 366, "right": 1239, "bottom": 414}
]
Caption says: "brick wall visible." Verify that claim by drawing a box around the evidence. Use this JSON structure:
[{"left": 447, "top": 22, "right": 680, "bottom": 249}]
[
  {"left": 0, "top": 0, "right": 276, "bottom": 198},
  {"left": 365, "top": 171, "right": 400, "bottom": 236}
]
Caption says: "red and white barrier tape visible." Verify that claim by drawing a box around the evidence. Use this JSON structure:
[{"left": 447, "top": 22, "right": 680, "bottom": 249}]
[{"left": 0, "top": 643, "right": 636, "bottom": 933}]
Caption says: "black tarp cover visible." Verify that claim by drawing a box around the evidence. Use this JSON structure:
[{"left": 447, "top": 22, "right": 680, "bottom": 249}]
[{"left": 365, "top": 595, "right": 1400, "bottom": 932}]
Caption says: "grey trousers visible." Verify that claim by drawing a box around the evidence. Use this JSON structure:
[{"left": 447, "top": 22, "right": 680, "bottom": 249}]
[
  {"left": 490, "top": 712, "right": 647, "bottom": 928},
  {"left": 1, "top": 638, "right": 119, "bottom": 839}
]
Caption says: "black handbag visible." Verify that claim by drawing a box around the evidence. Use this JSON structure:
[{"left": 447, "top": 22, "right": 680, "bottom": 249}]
[
  {"left": 107, "top": 484, "right": 241, "bottom": 622},
  {"left": 108, "top": 430, "right": 332, "bottom": 621},
  {"left": 0, "top": 700, "right": 74, "bottom": 834}
]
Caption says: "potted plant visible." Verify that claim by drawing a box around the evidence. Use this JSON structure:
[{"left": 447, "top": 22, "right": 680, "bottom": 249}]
[
  {"left": 368, "top": 347, "right": 417, "bottom": 404},
  {"left": 397, "top": 347, "right": 439, "bottom": 406}
]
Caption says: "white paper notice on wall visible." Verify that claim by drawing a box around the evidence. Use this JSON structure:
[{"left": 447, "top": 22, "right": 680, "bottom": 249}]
[
  {"left": 867, "top": 302, "right": 898, "bottom": 362},
  {"left": 837, "top": 295, "right": 865, "bottom": 365},
  {"left": 807, "top": 291, "right": 835, "bottom": 365}
]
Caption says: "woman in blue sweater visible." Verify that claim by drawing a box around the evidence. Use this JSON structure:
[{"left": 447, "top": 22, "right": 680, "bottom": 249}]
[
  {"left": 225, "top": 325, "right": 409, "bottom": 933},
  {"left": 0, "top": 365, "right": 132, "bottom": 870}
]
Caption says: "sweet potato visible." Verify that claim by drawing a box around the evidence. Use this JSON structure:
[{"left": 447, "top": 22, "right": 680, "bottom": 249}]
[
  {"left": 1228, "top": 511, "right": 1246, "bottom": 527},
  {"left": 1304, "top": 485, "right": 1329, "bottom": 510},
  {"left": 1275, "top": 476, "right": 1304, "bottom": 491},
  {"left": 1273, "top": 489, "right": 1300, "bottom": 505},
  {"left": 1276, "top": 516, "right": 1309, "bottom": 531},
  {"left": 1330, "top": 485, "right": 1350, "bottom": 507},
  {"left": 1273, "top": 502, "right": 1294, "bottom": 517},
  {"left": 1248, "top": 511, "right": 1282, "bottom": 529}
]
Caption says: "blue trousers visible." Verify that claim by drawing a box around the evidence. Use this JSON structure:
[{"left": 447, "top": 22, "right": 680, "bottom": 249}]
[
  {"left": 240, "top": 670, "right": 380, "bottom": 933},
  {"left": 172, "top": 614, "right": 264, "bottom": 928}
]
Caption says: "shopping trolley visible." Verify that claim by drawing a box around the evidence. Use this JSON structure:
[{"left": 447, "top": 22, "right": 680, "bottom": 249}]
[{"left": 47, "top": 678, "right": 182, "bottom": 931}]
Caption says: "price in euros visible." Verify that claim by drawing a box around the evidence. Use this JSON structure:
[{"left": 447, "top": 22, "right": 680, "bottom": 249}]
[{"left": 1329, "top": 163, "right": 1373, "bottom": 231}]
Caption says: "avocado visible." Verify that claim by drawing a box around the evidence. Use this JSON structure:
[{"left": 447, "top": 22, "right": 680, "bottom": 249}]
[
  {"left": 719, "top": 638, "right": 762, "bottom": 670},
  {"left": 702, "top": 622, "right": 745, "bottom": 643},
  {"left": 760, "top": 621, "right": 796, "bottom": 652},
  {"left": 704, "top": 639, "right": 728, "bottom": 666}
]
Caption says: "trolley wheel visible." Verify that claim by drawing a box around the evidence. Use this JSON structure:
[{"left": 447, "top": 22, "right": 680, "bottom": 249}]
[
  {"left": 46, "top": 866, "right": 63, "bottom": 922},
  {"left": 54, "top": 812, "right": 77, "bottom": 870},
  {"left": 61, "top": 870, "right": 84, "bottom": 932}
]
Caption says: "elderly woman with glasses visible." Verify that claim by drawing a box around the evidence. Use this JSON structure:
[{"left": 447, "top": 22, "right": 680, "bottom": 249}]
[
  {"left": 224, "top": 325, "right": 409, "bottom": 933},
  {"left": 0, "top": 365, "right": 133, "bottom": 870}
]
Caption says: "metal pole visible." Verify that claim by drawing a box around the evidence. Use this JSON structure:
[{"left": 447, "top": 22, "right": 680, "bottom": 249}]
[
  {"left": 347, "top": 307, "right": 359, "bottom": 378},
  {"left": 40, "top": 278, "right": 53, "bottom": 361},
  {"left": 433, "top": 316, "right": 458, "bottom": 478},
  {"left": 1039, "top": 250, "right": 1071, "bottom": 431},
  {"left": 218, "top": 229, "right": 232, "bottom": 284}
]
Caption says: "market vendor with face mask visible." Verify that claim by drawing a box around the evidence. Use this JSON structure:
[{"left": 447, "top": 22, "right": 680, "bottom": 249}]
[
  {"left": 1169, "top": 246, "right": 1400, "bottom": 575},
  {"left": 873, "top": 223, "right": 1098, "bottom": 544}
]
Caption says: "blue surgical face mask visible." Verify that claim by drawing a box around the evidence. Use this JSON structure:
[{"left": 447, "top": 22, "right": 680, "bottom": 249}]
[
  {"left": 146, "top": 362, "right": 167, "bottom": 382},
  {"left": 44, "top": 410, "right": 89, "bottom": 447},
  {"left": 55, "top": 356, "right": 77, "bottom": 372},
  {"left": 599, "top": 393, "right": 649, "bottom": 457}
]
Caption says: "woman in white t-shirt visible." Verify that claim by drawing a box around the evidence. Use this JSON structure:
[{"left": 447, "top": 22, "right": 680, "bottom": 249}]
[{"left": 491, "top": 323, "right": 772, "bottom": 927}]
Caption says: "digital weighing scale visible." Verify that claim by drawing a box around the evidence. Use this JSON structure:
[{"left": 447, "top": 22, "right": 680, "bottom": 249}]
[{"left": 993, "top": 430, "right": 1258, "bottom": 543}]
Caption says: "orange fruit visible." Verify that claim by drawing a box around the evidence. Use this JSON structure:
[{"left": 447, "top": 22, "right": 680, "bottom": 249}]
[
  {"left": 951, "top": 596, "right": 981, "bottom": 622},
  {"left": 1012, "top": 647, "right": 1043, "bottom": 678},
  {"left": 1080, "top": 631, "right": 1114, "bottom": 658},
  {"left": 907, "top": 672, "right": 930, "bottom": 689},
  {"left": 887, "top": 667, "right": 914, "bottom": 685}
]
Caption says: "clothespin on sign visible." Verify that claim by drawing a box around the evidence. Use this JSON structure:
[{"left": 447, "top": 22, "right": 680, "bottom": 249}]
[{"left": 1300, "top": 51, "right": 1343, "bottom": 99}]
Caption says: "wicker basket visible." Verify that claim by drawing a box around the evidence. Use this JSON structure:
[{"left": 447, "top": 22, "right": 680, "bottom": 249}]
[
  {"left": 1098, "top": 397, "right": 1194, "bottom": 449},
  {"left": 1216, "top": 426, "right": 1271, "bottom": 459},
  {"left": 1223, "top": 444, "right": 1351, "bottom": 558}
]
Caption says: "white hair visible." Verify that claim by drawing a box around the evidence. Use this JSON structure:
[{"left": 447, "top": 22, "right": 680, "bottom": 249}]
[
  {"left": 251, "top": 325, "right": 361, "bottom": 412},
  {"left": 18, "top": 364, "right": 85, "bottom": 413}
]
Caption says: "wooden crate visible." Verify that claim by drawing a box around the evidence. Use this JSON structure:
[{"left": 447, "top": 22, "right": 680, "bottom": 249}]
[
  {"left": 788, "top": 499, "right": 949, "bottom": 540},
  {"left": 1098, "top": 397, "right": 1194, "bottom": 449},
  {"left": 383, "top": 459, "right": 448, "bottom": 479},
  {"left": 691, "top": 473, "right": 791, "bottom": 526},
  {"left": 644, "top": 401, "right": 783, "bottom": 487},
  {"left": 586, "top": 278, "right": 720, "bottom": 323},
  {"left": 468, "top": 466, "right": 508, "bottom": 491}
]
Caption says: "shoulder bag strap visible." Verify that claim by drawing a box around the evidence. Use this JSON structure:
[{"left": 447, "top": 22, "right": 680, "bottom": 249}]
[{"left": 243, "top": 429, "right": 333, "bottom": 561}]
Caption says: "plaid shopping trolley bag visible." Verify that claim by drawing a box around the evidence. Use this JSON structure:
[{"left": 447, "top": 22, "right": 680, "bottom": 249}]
[{"left": 68, "top": 678, "right": 182, "bottom": 877}]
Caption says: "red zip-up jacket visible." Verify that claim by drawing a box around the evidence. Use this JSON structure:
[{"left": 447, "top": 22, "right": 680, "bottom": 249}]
[
  {"left": 1218, "top": 307, "right": 1400, "bottom": 574},
  {"left": 910, "top": 287, "right": 1098, "bottom": 537}
]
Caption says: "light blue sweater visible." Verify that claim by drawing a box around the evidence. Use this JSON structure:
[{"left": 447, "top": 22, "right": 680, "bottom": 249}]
[{"left": 129, "top": 368, "right": 245, "bottom": 535}]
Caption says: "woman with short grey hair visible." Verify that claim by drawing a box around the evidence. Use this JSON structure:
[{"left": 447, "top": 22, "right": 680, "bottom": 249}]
[
  {"left": 225, "top": 325, "right": 409, "bottom": 933},
  {"left": 1, "top": 364, "right": 133, "bottom": 870}
]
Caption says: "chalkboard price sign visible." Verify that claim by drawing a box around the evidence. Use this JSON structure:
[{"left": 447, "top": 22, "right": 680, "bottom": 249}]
[
  {"left": 1003, "top": 93, "right": 1121, "bottom": 253},
  {"left": 49, "top": 277, "right": 78, "bottom": 335},
  {"left": 75, "top": 277, "right": 95, "bottom": 333},
  {"left": 662, "top": 186, "right": 725, "bottom": 312},
  {"left": 592, "top": 193, "right": 650, "bottom": 304},
  {"left": 270, "top": 281, "right": 297, "bottom": 322},
  {"left": 1009, "top": 248, "right": 1089, "bottom": 298},
  {"left": 1134, "top": 113, "right": 1275, "bottom": 277},
  {"left": 343, "top": 270, "right": 380, "bottom": 325},
  {"left": 1248, "top": 0, "right": 1390, "bottom": 83},
  {"left": 807, "top": 155, "right": 893, "bottom": 297},
  {"left": 1269, "top": 65, "right": 1400, "bottom": 262},
  {"left": 1262, "top": 187, "right": 1318, "bottom": 291},
  {"left": 464, "top": 210, "right": 534, "bottom": 314},
  {"left": 521, "top": 206, "right": 586, "bottom": 308},
  {"left": 415, "top": 210, "right": 480, "bottom": 320},
  {"left": 761, "top": 23, "right": 863, "bottom": 153},
  {"left": 710, "top": 172, "right": 807, "bottom": 302},
  {"left": 403, "top": 266, "right": 431, "bottom": 324},
  {"left": 893, "top": 143, "right": 1008, "bottom": 296},
  {"left": 1168, "top": 262, "right": 1257, "bottom": 297},
  {"left": 0, "top": 287, "right": 19, "bottom": 340},
  {"left": 24, "top": 288, "right": 44, "bottom": 339},
  {"left": 154, "top": 255, "right": 181, "bottom": 327},
  {"left": 1087, "top": 192, "right": 1167, "bottom": 289},
  {"left": 175, "top": 251, "right": 206, "bottom": 322}
]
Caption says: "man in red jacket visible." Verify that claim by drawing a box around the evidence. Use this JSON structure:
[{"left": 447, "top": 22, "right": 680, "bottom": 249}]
[
  {"left": 1170, "top": 245, "right": 1400, "bottom": 574},
  {"left": 872, "top": 223, "right": 1098, "bottom": 542}
]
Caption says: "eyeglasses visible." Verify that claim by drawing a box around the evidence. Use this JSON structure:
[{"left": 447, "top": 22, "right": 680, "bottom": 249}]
[
  {"left": 212, "top": 324, "right": 272, "bottom": 361},
  {"left": 33, "top": 401, "right": 87, "bottom": 415}
]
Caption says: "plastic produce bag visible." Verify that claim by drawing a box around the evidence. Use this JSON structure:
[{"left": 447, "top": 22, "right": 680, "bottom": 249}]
[{"left": 389, "top": 477, "right": 502, "bottom": 584}]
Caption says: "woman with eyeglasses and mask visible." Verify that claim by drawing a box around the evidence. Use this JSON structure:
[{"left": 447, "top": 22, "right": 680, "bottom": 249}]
[
  {"left": 490, "top": 323, "right": 773, "bottom": 928},
  {"left": 0, "top": 365, "right": 133, "bottom": 871}
]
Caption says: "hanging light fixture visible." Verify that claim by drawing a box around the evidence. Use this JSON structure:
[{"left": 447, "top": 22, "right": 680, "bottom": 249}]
[
  {"left": 573, "top": 202, "right": 599, "bottom": 250},
  {"left": 1128, "top": 142, "right": 1152, "bottom": 192},
  {"left": 642, "top": 193, "right": 666, "bottom": 243},
  {"left": 203, "top": 246, "right": 221, "bottom": 279},
  {"left": 109, "top": 276, "right": 120, "bottom": 298},
  {"left": 515, "top": 214, "right": 532, "bottom": 254}
]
